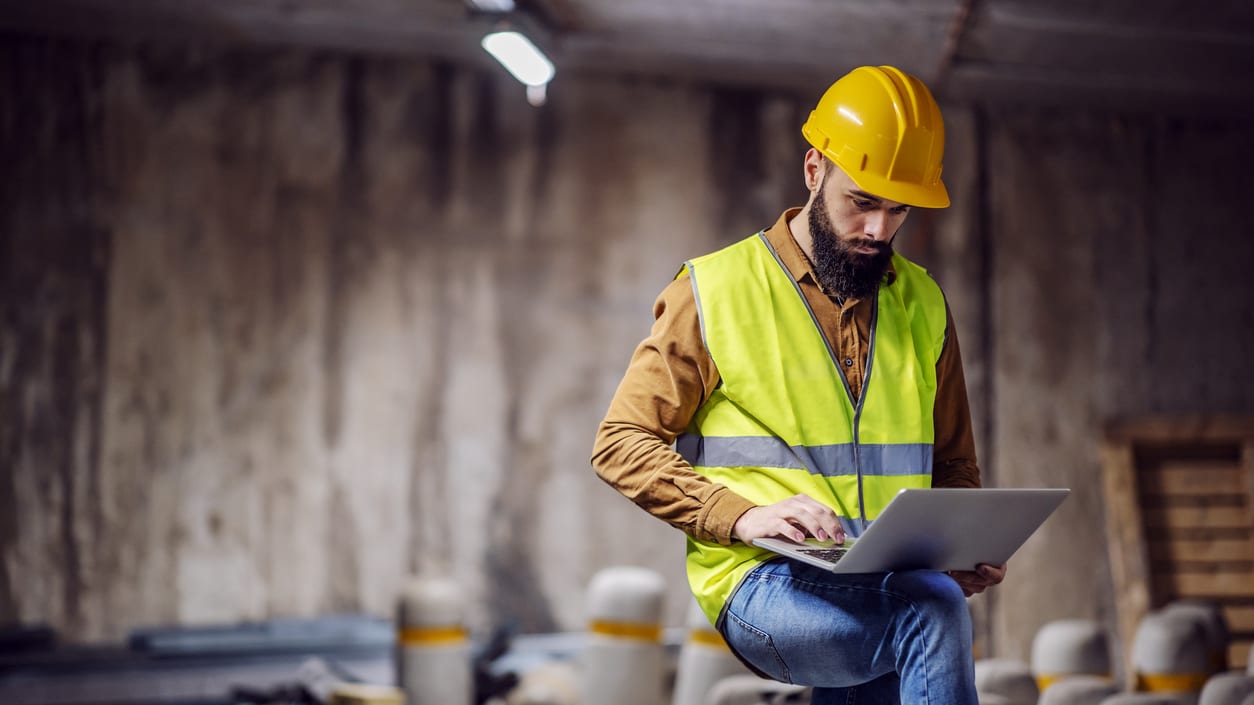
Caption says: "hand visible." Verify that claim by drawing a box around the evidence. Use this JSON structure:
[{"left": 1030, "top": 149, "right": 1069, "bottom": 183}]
[
  {"left": 946, "top": 563, "right": 1007, "bottom": 597},
  {"left": 732, "top": 494, "right": 845, "bottom": 545}
]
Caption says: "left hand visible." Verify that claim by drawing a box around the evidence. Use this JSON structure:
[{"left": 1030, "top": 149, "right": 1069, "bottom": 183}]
[{"left": 946, "top": 563, "right": 1006, "bottom": 597}]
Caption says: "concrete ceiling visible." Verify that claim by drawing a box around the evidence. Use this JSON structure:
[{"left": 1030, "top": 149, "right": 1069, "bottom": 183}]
[{"left": 3, "top": 0, "right": 1254, "bottom": 112}]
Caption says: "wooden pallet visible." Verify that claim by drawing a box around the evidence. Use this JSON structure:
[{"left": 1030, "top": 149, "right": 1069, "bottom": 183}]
[{"left": 1102, "top": 417, "right": 1254, "bottom": 686}]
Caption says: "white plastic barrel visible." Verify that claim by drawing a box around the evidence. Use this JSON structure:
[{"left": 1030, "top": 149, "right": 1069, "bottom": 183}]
[
  {"left": 1198, "top": 672, "right": 1254, "bottom": 705},
  {"left": 581, "top": 566, "right": 667, "bottom": 705},
  {"left": 1164, "top": 601, "right": 1231, "bottom": 675},
  {"left": 1032, "top": 620, "right": 1113, "bottom": 692},
  {"left": 396, "top": 575, "right": 472, "bottom": 705},
  {"left": 1132, "top": 610, "right": 1211, "bottom": 705}
]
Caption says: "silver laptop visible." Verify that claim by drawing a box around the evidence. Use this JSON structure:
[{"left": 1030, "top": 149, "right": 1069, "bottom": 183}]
[{"left": 751, "top": 488, "right": 1069, "bottom": 573}]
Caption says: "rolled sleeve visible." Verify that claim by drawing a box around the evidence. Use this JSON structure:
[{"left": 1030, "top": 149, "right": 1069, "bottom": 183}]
[{"left": 591, "top": 274, "right": 756, "bottom": 544}]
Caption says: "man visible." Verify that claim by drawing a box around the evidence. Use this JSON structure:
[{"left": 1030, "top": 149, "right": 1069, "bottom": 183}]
[{"left": 591, "top": 65, "right": 1004, "bottom": 704}]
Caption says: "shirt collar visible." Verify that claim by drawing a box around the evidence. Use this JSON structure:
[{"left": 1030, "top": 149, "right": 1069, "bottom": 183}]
[{"left": 761, "top": 208, "right": 897, "bottom": 300}]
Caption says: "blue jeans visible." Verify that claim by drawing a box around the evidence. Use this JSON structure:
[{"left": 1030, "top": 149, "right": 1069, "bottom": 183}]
[{"left": 719, "top": 559, "right": 977, "bottom": 705}]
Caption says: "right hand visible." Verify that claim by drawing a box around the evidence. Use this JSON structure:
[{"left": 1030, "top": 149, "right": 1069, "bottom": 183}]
[{"left": 731, "top": 494, "right": 845, "bottom": 545}]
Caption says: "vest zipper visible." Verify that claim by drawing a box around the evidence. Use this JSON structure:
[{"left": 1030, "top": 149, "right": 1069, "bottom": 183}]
[
  {"left": 854, "top": 296, "right": 880, "bottom": 531},
  {"left": 755, "top": 232, "right": 883, "bottom": 533}
]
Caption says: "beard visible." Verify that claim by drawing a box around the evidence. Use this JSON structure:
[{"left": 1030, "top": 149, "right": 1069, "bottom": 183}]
[{"left": 807, "top": 187, "right": 894, "bottom": 301}]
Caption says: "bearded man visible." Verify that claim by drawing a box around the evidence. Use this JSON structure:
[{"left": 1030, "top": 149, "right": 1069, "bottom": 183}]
[{"left": 591, "top": 66, "right": 1001, "bottom": 705}]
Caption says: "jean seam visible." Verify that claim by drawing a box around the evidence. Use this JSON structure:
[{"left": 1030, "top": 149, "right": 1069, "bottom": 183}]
[{"left": 726, "top": 609, "right": 793, "bottom": 683}]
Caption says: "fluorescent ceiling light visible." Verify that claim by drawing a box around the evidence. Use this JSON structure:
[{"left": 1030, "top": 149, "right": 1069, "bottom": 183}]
[
  {"left": 466, "top": 0, "right": 515, "bottom": 11},
  {"left": 481, "top": 31, "right": 555, "bottom": 87}
]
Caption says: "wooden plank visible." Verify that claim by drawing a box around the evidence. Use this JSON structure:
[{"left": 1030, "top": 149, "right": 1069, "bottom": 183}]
[
  {"left": 1230, "top": 641, "right": 1251, "bottom": 673},
  {"left": 1142, "top": 463, "right": 1244, "bottom": 497},
  {"left": 1105, "top": 417, "right": 1254, "bottom": 443},
  {"left": 1102, "top": 441, "right": 1151, "bottom": 691},
  {"left": 1143, "top": 506, "right": 1251, "bottom": 529},
  {"left": 1149, "top": 539, "right": 1254, "bottom": 563},
  {"left": 1161, "top": 571, "right": 1254, "bottom": 597},
  {"left": 1102, "top": 420, "right": 1254, "bottom": 687},
  {"left": 1244, "top": 441, "right": 1254, "bottom": 537},
  {"left": 1224, "top": 604, "right": 1254, "bottom": 632}
]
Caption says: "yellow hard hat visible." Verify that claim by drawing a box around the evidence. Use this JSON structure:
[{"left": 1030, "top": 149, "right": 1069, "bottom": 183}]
[{"left": 801, "top": 65, "right": 949, "bottom": 208}]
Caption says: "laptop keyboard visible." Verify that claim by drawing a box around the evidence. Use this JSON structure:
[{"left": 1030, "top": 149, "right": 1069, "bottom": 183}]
[{"left": 798, "top": 547, "right": 849, "bottom": 562}]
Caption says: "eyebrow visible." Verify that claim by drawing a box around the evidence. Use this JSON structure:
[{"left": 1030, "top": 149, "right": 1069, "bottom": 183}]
[{"left": 847, "top": 190, "right": 910, "bottom": 209}]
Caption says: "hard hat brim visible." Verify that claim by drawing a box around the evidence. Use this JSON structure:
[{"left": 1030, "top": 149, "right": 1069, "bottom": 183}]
[{"left": 842, "top": 166, "right": 951, "bottom": 209}]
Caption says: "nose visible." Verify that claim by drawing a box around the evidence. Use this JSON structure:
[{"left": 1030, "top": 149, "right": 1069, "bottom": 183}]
[{"left": 864, "top": 211, "right": 889, "bottom": 241}]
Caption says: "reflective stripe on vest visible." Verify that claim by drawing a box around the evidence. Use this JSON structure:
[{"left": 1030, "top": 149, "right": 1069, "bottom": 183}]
[
  {"left": 680, "top": 232, "right": 948, "bottom": 625},
  {"left": 676, "top": 435, "right": 933, "bottom": 477}
]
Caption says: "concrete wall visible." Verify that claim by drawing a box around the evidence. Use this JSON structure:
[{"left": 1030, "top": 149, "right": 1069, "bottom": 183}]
[
  {"left": 0, "top": 35, "right": 809, "bottom": 641},
  {"left": 983, "top": 111, "right": 1254, "bottom": 663},
  {"left": 3, "top": 33, "right": 1253, "bottom": 664}
]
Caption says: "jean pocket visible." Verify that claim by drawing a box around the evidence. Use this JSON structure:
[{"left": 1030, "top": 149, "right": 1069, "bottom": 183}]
[{"left": 724, "top": 610, "right": 792, "bottom": 683}]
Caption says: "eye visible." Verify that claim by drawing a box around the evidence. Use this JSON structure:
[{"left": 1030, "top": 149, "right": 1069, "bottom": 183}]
[
  {"left": 852, "top": 198, "right": 874, "bottom": 209},
  {"left": 891, "top": 205, "right": 910, "bottom": 216}
]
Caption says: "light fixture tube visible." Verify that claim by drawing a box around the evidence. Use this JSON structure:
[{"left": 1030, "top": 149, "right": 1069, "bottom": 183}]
[
  {"left": 481, "top": 30, "right": 555, "bottom": 87},
  {"left": 466, "top": 0, "right": 515, "bottom": 11}
]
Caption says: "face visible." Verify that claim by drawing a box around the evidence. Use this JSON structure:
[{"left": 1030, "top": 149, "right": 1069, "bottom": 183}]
[{"left": 806, "top": 157, "right": 911, "bottom": 301}]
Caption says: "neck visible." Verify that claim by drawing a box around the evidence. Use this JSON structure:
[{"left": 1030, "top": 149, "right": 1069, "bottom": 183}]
[{"left": 788, "top": 206, "right": 816, "bottom": 262}]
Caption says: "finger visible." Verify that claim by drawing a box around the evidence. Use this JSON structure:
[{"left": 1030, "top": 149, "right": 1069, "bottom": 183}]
[
  {"left": 947, "top": 572, "right": 987, "bottom": 594},
  {"left": 955, "top": 579, "right": 985, "bottom": 595},
  {"left": 788, "top": 496, "right": 844, "bottom": 543},
  {"left": 785, "top": 504, "right": 839, "bottom": 542},
  {"left": 776, "top": 505, "right": 824, "bottom": 541},
  {"left": 772, "top": 518, "right": 808, "bottom": 543},
  {"left": 977, "top": 563, "right": 1007, "bottom": 584}
]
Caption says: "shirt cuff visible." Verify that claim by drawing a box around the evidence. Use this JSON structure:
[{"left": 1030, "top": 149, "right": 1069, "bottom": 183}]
[{"left": 698, "top": 488, "right": 758, "bottom": 545}]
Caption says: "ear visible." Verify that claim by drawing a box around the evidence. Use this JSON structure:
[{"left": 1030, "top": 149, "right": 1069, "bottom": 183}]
[{"left": 803, "top": 148, "right": 825, "bottom": 192}]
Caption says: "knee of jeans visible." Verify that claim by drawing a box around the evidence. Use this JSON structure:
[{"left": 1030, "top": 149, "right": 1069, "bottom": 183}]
[{"left": 895, "top": 571, "right": 970, "bottom": 620}]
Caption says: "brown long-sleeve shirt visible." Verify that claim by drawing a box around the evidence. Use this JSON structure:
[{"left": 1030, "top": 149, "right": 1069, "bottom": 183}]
[{"left": 591, "top": 208, "right": 981, "bottom": 546}]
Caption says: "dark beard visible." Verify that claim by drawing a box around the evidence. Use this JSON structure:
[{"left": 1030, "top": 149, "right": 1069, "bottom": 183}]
[{"left": 807, "top": 188, "right": 894, "bottom": 301}]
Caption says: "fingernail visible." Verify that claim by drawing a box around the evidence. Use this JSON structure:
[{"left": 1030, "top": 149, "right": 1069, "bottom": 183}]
[{"left": 817, "top": 530, "right": 828, "bottom": 540}]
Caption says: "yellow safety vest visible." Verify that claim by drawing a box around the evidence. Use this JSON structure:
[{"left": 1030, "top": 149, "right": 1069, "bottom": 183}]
[{"left": 679, "top": 232, "right": 949, "bottom": 624}]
